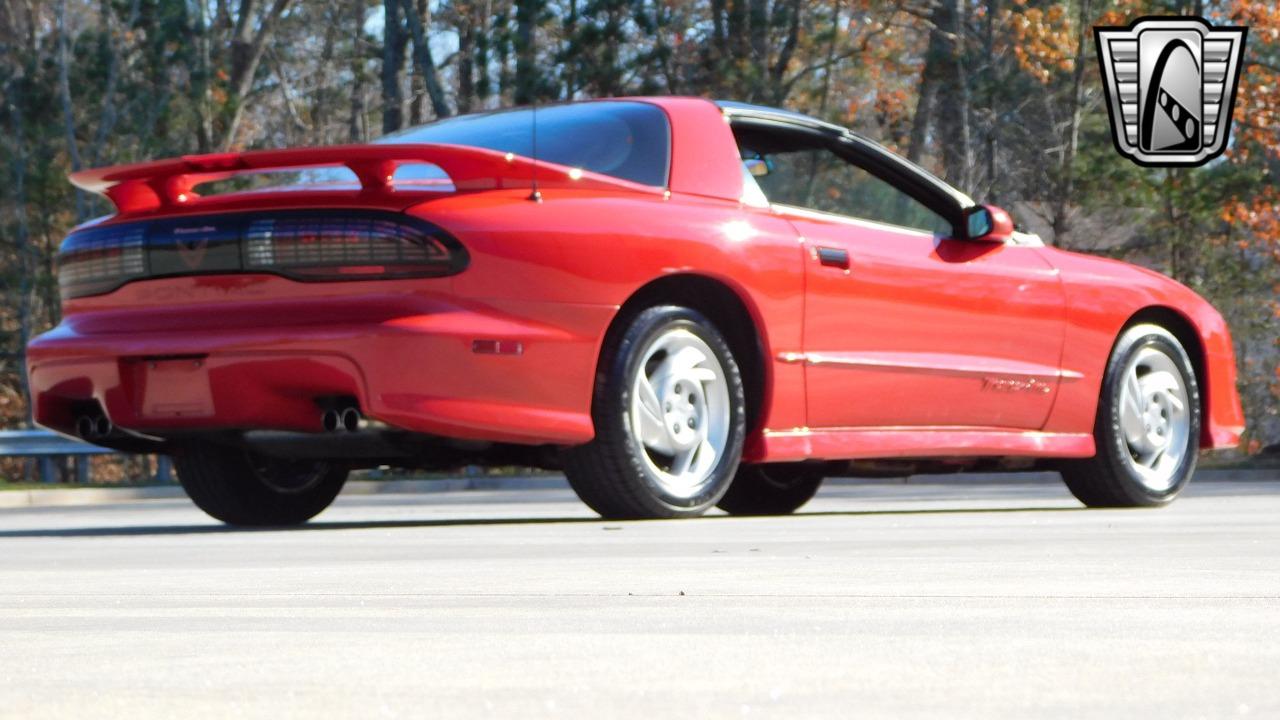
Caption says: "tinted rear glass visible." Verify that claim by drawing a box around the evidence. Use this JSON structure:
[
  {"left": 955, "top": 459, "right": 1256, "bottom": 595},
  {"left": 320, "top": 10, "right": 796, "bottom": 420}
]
[{"left": 380, "top": 101, "right": 671, "bottom": 187}]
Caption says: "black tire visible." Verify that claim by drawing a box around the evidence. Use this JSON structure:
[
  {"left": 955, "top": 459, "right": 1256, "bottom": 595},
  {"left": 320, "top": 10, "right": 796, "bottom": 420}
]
[
  {"left": 717, "top": 463, "right": 825, "bottom": 516},
  {"left": 563, "top": 305, "right": 747, "bottom": 519},
  {"left": 173, "top": 443, "right": 349, "bottom": 526},
  {"left": 1060, "top": 323, "right": 1201, "bottom": 508}
]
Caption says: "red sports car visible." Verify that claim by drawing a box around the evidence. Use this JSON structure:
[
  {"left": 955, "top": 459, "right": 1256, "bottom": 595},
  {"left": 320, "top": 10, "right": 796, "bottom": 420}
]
[{"left": 26, "top": 97, "right": 1244, "bottom": 525}]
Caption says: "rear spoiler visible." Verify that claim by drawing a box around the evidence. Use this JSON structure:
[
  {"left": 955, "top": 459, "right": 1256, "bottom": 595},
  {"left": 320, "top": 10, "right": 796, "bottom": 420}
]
[{"left": 69, "top": 143, "right": 653, "bottom": 215}]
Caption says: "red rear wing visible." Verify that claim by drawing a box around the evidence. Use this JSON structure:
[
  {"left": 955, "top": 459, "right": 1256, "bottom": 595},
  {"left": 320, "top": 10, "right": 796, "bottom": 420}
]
[{"left": 69, "top": 143, "right": 657, "bottom": 215}]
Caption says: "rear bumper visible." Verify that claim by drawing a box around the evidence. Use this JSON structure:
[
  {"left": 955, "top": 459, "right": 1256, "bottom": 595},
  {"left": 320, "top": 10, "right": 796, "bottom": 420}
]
[{"left": 27, "top": 295, "right": 615, "bottom": 446}]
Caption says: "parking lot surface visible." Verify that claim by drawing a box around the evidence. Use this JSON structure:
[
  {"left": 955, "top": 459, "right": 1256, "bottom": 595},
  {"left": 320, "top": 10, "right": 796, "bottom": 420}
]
[{"left": 1, "top": 475, "right": 1277, "bottom": 719}]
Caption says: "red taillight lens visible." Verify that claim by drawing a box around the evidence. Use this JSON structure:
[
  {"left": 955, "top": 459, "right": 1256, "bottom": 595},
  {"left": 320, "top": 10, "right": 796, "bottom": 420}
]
[
  {"left": 57, "top": 210, "right": 467, "bottom": 300},
  {"left": 58, "top": 225, "right": 148, "bottom": 299}
]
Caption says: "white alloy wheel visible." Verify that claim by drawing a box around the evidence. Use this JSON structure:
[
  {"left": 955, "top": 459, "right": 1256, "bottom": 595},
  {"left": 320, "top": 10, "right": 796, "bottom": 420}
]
[
  {"left": 1116, "top": 345, "right": 1192, "bottom": 492},
  {"left": 628, "top": 328, "right": 731, "bottom": 499}
]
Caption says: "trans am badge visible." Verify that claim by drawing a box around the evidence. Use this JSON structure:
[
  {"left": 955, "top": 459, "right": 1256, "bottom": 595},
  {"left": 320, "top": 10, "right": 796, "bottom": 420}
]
[{"left": 1095, "top": 16, "right": 1247, "bottom": 167}]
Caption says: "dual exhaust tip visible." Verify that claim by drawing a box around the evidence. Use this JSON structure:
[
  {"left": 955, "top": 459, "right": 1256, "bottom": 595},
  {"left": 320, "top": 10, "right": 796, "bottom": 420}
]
[
  {"left": 321, "top": 406, "right": 362, "bottom": 433},
  {"left": 76, "top": 413, "right": 113, "bottom": 441}
]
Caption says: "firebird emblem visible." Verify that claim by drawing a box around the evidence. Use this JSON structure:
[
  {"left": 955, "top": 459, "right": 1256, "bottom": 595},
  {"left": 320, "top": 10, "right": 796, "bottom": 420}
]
[
  {"left": 982, "top": 377, "right": 1053, "bottom": 394},
  {"left": 1095, "top": 16, "right": 1247, "bottom": 167},
  {"left": 171, "top": 226, "right": 214, "bottom": 269}
]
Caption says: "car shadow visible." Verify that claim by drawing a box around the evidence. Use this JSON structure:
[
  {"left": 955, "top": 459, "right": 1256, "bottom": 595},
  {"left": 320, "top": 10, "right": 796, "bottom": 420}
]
[{"left": 0, "top": 504, "right": 1086, "bottom": 538}]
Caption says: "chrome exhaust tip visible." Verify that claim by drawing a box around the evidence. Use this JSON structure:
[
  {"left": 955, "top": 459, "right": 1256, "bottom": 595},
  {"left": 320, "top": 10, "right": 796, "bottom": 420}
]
[
  {"left": 76, "top": 414, "right": 112, "bottom": 440},
  {"left": 340, "top": 407, "right": 361, "bottom": 433},
  {"left": 321, "top": 409, "right": 341, "bottom": 433},
  {"left": 75, "top": 415, "right": 97, "bottom": 440}
]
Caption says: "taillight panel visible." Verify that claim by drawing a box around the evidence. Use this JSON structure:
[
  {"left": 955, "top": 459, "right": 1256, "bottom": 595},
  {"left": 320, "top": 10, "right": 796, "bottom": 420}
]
[
  {"left": 58, "top": 210, "right": 467, "bottom": 300},
  {"left": 57, "top": 224, "right": 149, "bottom": 298}
]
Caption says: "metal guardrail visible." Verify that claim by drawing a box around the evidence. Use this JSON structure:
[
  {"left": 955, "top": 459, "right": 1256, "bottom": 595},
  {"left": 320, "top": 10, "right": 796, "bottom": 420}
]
[{"left": 0, "top": 429, "right": 172, "bottom": 484}]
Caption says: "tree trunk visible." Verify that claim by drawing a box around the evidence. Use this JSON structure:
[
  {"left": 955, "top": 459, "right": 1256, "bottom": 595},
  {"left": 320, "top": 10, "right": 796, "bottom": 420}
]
[
  {"left": 1050, "top": 0, "right": 1092, "bottom": 247},
  {"left": 55, "top": 0, "right": 87, "bottom": 222},
  {"left": 88, "top": 0, "right": 141, "bottom": 168},
  {"left": 5, "top": 77, "right": 36, "bottom": 424},
  {"left": 495, "top": 9, "right": 512, "bottom": 99},
  {"left": 381, "top": 0, "right": 406, "bottom": 132},
  {"left": 456, "top": 1, "right": 477, "bottom": 112},
  {"left": 727, "top": 0, "right": 749, "bottom": 97},
  {"left": 475, "top": 2, "right": 493, "bottom": 102},
  {"left": 907, "top": 71, "right": 937, "bottom": 164},
  {"left": 312, "top": 6, "right": 339, "bottom": 141},
  {"left": 348, "top": 0, "right": 367, "bottom": 141},
  {"left": 221, "top": 0, "right": 293, "bottom": 149},
  {"left": 400, "top": 0, "right": 451, "bottom": 119},
  {"left": 562, "top": 0, "right": 578, "bottom": 100},
  {"left": 983, "top": 0, "right": 999, "bottom": 201},
  {"left": 769, "top": 0, "right": 801, "bottom": 104},
  {"left": 408, "top": 0, "right": 429, "bottom": 124},
  {"left": 931, "top": 0, "right": 972, "bottom": 189},
  {"left": 195, "top": 0, "right": 215, "bottom": 152},
  {"left": 514, "top": 0, "right": 539, "bottom": 104},
  {"left": 748, "top": 0, "right": 768, "bottom": 64},
  {"left": 816, "top": 0, "right": 841, "bottom": 114},
  {"left": 710, "top": 0, "right": 728, "bottom": 93}
]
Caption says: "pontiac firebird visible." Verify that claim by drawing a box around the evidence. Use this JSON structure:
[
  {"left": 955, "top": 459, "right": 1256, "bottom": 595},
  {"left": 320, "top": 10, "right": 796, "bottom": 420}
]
[{"left": 26, "top": 97, "right": 1245, "bottom": 525}]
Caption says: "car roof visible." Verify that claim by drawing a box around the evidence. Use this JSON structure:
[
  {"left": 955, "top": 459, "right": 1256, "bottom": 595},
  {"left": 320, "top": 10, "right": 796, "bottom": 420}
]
[{"left": 714, "top": 101, "right": 847, "bottom": 135}]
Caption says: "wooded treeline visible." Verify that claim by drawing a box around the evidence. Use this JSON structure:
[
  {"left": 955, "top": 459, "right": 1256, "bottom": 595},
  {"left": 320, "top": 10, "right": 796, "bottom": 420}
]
[{"left": 1, "top": 0, "right": 1277, "bottom": 479}]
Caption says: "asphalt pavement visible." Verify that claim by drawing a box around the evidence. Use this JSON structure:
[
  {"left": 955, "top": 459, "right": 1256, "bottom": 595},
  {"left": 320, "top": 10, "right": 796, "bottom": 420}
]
[{"left": 1, "top": 474, "right": 1278, "bottom": 719}]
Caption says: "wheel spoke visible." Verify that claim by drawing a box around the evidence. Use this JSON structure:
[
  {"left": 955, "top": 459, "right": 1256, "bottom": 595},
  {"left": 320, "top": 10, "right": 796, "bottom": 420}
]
[
  {"left": 667, "top": 345, "right": 708, "bottom": 376},
  {"left": 637, "top": 374, "right": 663, "bottom": 419},
  {"left": 1137, "top": 443, "right": 1166, "bottom": 469},
  {"left": 1143, "top": 370, "right": 1184, "bottom": 411},
  {"left": 686, "top": 367, "right": 717, "bottom": 383},
  {"left": 1120, "top": 367, "right": 1147, "bottom": 445},
  {"left": 634, "top": 375, "right": 673, "bottom": 453},
  {"left": 635, "top": 404, "right": 671, "bottom": 453},
  {"left": 694, "top": 437, "right": 716, "bottom": 473},
  {"left": 670, "top": 443, "right": 697, "bottom": 477}
]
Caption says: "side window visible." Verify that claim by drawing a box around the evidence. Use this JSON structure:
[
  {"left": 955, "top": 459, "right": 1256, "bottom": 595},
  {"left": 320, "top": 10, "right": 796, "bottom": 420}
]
[{"left": 748, "top": 147, "right": 952, "bottom": 235}]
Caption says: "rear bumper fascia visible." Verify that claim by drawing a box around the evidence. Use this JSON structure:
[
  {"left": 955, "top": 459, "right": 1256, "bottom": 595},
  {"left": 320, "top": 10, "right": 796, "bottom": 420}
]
[{"left": 27, "top": 299, "right": 615, "bottom": 446}]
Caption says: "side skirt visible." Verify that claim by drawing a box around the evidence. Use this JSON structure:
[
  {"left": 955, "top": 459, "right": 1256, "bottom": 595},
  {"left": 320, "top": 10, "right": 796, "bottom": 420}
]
[{"left": 748, "top": 427, "right": 1095, "bottom": 463}]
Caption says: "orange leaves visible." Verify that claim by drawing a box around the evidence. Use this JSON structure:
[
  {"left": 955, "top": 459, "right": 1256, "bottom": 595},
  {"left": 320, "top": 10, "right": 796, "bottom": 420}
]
[
  {"left": 1231, "top": 67, "right": 1279, "bottom": 162},
  {"left": 1001, "top": 5, "right": 1076, "bottom": 83},
  {"left": 1092, "top": 0, "right": 1150, "bottom": 28},
  {"left": 872, "top": 86, "right": 912, "bottom": 132},
  {"left": 1222, "top": 186, "right": 1280, "bottom": 247},
  {"left": 1093, "top": 10, "right": 1128, "bottom": 28},
  {"left": 1229, "top": 0, "right": 1280, "bottom": 32},
  {"left": 1226, "top": 1, "right": 1280, "bottom": 163}
]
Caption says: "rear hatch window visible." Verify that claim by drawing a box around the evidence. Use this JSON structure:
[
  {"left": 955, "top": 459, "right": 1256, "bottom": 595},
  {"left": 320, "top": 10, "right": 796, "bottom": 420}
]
[{"left": 379, "top": 100, "right": 671, "bottom": 187}]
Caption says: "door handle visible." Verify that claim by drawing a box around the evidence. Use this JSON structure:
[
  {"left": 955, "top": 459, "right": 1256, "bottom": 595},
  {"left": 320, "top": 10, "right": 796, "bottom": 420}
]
[{"left": 815, "top": 246, "right": 850, "bottom": 270}]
